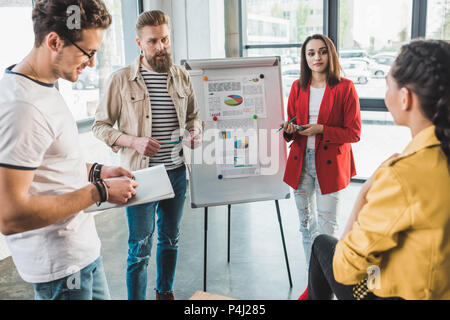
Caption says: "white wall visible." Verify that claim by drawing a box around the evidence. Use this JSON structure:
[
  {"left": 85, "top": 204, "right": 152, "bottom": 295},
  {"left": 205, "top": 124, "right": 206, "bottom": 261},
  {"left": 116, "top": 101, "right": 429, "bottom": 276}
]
[{"left": 143, "top": 0, "right": 225, "bottom": 64}]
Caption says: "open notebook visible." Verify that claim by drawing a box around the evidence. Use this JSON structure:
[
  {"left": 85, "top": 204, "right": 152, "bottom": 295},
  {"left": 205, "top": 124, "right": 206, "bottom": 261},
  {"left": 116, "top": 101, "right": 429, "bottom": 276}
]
[{"left": 84, "top": 164, "right": 175, "bottom": 213}]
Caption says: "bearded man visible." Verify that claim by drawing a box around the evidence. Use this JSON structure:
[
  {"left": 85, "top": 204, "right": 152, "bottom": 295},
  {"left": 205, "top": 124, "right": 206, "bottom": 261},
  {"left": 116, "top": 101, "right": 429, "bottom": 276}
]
[{"left": 92, "top": 10, "right": 203, "bottom": 300}]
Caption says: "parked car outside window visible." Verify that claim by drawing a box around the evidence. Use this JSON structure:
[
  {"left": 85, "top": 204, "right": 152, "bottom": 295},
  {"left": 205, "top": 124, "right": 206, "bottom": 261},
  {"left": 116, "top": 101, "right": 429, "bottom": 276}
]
[{"left": 341, "top": 60, "right": 371, "bottom": 85}]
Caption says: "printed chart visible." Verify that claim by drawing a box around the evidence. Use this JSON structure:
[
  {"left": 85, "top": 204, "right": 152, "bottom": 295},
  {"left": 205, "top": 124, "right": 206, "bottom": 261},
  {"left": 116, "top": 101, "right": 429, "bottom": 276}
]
[
  {"left": 214, "top": 118, "right": 260, "bottom": 179},
  {"left": 204, "top": 75, "right": 267, "bottom": 120}
]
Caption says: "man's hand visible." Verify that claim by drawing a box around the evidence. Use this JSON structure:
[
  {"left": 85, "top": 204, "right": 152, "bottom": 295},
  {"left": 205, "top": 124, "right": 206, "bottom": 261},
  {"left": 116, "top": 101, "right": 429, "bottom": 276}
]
[
  {"left": 100, "top": 166, "right": 134, "bottom": 180},
  {"left": 103, "top": 177, "right": 139, "bottom": 204},
  {"left": 131, "top": 136, "right": 161, "bottom": 157},
  {"left": 298, "top": 124, "right": 324, "bottom": 136},
  {"left": 184, "top": 129, "right": 202, "bottom": 149}
]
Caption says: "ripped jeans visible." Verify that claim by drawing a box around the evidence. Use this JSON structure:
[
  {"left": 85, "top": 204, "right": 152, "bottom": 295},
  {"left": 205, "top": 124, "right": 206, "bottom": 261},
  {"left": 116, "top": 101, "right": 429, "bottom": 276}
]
[
  {"left": 125, "top": 165, "right": 186, "bottom": 300},
  {"left": 294, "top": 149, "right": 339, "bottom": 271}
]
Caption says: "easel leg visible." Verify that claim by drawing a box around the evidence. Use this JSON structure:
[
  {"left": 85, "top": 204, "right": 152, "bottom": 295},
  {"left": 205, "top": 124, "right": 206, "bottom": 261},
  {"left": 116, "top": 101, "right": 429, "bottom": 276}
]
[
  {"left": 275, "top": 200, "right": 293, "bottom": 288},
  {"left": 227, "top": 204, "right": 231, "bottom": 263},
  {"left": 204, "top": 207, "right": 208, "bottom": 292}
]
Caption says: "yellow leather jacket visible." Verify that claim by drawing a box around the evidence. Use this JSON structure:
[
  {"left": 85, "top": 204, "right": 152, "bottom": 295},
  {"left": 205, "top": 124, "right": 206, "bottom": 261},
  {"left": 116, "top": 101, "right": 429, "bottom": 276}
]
[{"left": 333, "top": 126, "right": 450, "bottom": 300}]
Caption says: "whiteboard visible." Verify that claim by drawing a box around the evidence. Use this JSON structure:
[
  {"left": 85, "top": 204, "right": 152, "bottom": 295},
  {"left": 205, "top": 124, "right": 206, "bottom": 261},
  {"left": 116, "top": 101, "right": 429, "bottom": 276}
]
[{"left": 182, "top": 57, "right": 290, "bottom": 208}]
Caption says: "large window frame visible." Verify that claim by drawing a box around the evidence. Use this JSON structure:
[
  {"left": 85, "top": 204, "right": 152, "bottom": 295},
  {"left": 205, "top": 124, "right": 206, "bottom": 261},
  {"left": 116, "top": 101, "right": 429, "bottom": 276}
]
[
  {"left": 73, "top": 0, "right": 141, "bottom": 133},
  {"left": 239, "top": 0, "right": 432, "bottom": 181},
  {"left": 240, "top": 0, "right": 429, "bottom": 113}
]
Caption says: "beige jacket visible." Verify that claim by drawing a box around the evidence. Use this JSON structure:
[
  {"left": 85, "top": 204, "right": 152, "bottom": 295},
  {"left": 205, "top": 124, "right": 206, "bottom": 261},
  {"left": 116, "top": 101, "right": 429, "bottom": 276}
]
[
  {"left": 333, "top": 126, "right": 450, "bottom": 300},
  {"left": 92, "top": 55, "right": 203, "bottom": 171}
]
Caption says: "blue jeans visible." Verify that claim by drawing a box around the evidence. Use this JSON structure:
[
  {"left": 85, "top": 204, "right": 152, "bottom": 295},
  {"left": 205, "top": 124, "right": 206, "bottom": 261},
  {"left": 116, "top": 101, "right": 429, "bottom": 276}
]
[
  {"left": 294, "top": 149, "right": 339, "bottom": 270},
  {"left": 32, "top": 256, "right": 110, "bottom": 300},
  {"left": 126, "top": 165, "right": 187, "bottom": 300}
]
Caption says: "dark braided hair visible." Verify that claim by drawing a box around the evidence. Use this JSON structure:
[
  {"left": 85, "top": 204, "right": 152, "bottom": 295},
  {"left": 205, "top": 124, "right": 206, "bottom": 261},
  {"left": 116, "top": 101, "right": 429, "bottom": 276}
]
[{"left": 391, "top": 39, "right": 450, "bottom": 165}]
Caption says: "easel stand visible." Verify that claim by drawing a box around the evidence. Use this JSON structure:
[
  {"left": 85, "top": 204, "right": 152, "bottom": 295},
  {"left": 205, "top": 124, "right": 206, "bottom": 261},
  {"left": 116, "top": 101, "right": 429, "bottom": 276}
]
[{"left": 202, "top": 200, "right": 293, "bottom": 292}]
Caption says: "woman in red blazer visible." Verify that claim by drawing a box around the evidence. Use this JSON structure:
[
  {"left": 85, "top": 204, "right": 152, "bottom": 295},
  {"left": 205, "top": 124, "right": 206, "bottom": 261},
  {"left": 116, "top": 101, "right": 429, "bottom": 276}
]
[{"left": 282, "top": 34, "right": 361, "bottom": 271}]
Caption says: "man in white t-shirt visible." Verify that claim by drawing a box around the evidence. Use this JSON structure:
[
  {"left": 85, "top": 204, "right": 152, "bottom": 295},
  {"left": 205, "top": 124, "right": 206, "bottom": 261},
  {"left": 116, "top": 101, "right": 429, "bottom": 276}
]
[{"left": 0, "top": 0, "right": 138, "bottom": 300}]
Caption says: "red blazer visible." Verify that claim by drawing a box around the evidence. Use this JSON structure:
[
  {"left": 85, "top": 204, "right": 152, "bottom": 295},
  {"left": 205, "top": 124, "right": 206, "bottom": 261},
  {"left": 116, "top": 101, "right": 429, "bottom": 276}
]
[{"left": 283, "top": 78, "right": 361, "bottom": 194}]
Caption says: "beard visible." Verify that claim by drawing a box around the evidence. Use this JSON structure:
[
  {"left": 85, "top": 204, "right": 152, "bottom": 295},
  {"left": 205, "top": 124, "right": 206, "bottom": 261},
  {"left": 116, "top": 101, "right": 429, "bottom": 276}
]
[
  {"left": 53, "top": 50, "right": 79, "bottom": 83},
  {"left": 145, "top": 49, "right": 173, "bottom": 73}
]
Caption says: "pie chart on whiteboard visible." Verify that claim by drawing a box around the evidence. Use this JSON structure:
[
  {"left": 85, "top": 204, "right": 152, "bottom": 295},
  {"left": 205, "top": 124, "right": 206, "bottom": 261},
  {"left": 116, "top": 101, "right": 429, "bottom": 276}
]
[{"left": 224, "top": 95, "right": 243, "bottom": 107}]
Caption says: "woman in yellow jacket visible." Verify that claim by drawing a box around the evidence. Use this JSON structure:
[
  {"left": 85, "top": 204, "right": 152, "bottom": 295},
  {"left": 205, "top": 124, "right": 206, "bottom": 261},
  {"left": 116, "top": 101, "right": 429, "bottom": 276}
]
[{"left": 298, "top": 39, "right": 450, "bottom": 300}]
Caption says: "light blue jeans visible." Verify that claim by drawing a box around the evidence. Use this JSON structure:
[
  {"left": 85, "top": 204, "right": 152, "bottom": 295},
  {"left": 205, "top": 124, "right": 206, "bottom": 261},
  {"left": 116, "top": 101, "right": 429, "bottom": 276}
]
[
  {"left": 32, "top": 256, "right": 110, "bottom": 300},
  {"left": 125, "top": 165, "right": 186, "bottom": 300},
  {"left": 294, "top": 149, "right": 339, "bottom": 271}
]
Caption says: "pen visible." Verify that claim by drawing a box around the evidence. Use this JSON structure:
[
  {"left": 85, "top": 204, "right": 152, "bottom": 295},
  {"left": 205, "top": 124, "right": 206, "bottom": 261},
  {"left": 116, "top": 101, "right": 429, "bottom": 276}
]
[
  {"left": 161, "top": 140, "right": 183, "bottom": 145},
  {"left": 277, "top": 116, "right": 297, "bottom": 132}
]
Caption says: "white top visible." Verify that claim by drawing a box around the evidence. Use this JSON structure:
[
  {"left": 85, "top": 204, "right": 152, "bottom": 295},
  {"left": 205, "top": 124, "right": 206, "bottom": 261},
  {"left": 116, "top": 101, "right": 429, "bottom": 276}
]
[
  {"left": 307, "top": 86, "right": 326, "bottom": 150},
  {"left": 0, "top": 67, "right": 101, "bottom": 283}
]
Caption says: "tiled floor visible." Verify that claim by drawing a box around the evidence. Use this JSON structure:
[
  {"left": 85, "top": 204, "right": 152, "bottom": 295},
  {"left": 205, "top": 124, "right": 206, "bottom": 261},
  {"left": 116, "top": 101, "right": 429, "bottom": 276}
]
[{"left": 0, "top": 183, "right": 362, "bottom": 300}]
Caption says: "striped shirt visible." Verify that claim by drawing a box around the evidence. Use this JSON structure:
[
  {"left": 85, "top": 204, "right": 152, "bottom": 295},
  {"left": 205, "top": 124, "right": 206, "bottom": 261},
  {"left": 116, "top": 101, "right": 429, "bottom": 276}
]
[{"left": 140, "top": 65, "right": 183, "bottom": 170}]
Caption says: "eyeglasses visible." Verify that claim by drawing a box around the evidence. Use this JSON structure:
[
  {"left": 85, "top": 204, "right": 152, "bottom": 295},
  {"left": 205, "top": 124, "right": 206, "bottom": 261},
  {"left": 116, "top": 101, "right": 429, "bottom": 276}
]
[{"left": 66, "top": 38, "right": 95, "bottom": 62}]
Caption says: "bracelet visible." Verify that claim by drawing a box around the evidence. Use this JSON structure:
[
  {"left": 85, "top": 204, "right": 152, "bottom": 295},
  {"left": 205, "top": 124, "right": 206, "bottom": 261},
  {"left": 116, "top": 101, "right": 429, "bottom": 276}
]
[
  {"left": 93, "top": 164, "right": 103, "bottom": 181},
  {"left": 89, "top": 163, "right": 98, "bottom": 182},
  {"left": 92, "top": 181, "right": 103, "bottom": 206},
  {"left": 98, "top": 179, "right": 109, "bottom": 202},
  {"left": 93, "top": 180, "right": 107, "bottom": 206},
  {"left": 88, "top": 163, "right": 104, "bottom": 182}
]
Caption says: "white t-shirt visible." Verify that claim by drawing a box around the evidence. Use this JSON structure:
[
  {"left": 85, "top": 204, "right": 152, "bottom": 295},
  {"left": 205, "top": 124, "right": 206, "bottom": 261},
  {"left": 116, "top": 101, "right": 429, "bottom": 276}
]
[
  {"left": 0, "top": 67, "right": 101, "bottom": 283},
  {"left": 307, "top": 86, "right": 326, "bottom": 150}
]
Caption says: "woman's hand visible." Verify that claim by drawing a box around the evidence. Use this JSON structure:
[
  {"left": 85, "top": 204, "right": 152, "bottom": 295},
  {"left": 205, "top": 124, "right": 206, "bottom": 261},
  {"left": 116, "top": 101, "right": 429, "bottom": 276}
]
[
  {"left": 297, "top": 124, "right": 324, "bottom": 136},
  {"left": 283, "top": 121, "right": 297, "bottom": 134}
]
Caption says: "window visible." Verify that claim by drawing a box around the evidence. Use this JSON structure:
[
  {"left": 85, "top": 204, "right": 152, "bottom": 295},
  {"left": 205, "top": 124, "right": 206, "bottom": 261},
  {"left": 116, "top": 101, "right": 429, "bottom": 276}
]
[
  {"left": 0, "top": 0, "right": 34, "bottom": 73},
  {"left": 244, "top": 0, "right": 324, "bottom": 44},
  {"left": 59, "top": 0, "right": 126, "bottom": 122},
  {"left": 247, "top": 46, "right": 301, "bottom": 106},
  {"left": 0, "top": 0, "right": 126, "bottom": 123},
  {"left": 426, "top": 0, "right": 450, "bottom": 39},
  {"left": 0, "top": 0, "right": 129, "bottom": 167},
  {"left": 337, "top": 0, "right": 414, "bottom": 179},
  {"left": 352, "top": 112, "right": 410, "bottom": 178},
  {"left": 244, "top": 0, "right": 323, "bottom": 103},
  {"left": 239, "top": 0, "right": 449, "bottom": 181},
  {"left": 338, "top": 0, "right": 413, "bottom": 99}
]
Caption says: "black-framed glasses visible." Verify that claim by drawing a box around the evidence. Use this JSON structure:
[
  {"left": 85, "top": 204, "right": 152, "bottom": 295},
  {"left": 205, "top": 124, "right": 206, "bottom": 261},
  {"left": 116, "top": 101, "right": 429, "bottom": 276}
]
[{"left": 65, "top": 37, "right": 95, "bottom": 61}]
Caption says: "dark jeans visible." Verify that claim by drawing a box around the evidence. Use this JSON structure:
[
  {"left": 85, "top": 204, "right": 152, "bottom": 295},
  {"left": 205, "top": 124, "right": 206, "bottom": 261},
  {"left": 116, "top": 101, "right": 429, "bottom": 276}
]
[{"left": 307, "top": 234, "right": 403, "bottom": 300}]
